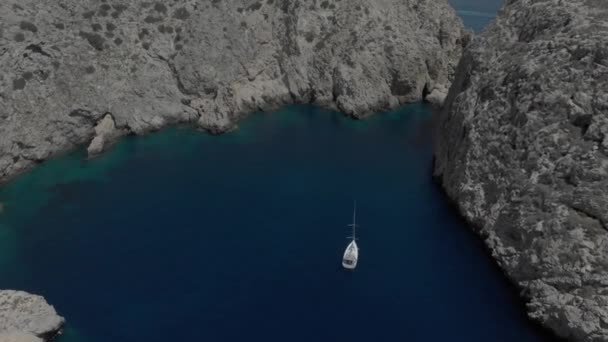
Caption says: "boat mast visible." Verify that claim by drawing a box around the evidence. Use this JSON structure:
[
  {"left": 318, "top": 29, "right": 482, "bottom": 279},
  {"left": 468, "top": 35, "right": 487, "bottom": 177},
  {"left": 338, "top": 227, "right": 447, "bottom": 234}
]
[{"left": 351, "top": 200, "right": 357, "bottom": 241}]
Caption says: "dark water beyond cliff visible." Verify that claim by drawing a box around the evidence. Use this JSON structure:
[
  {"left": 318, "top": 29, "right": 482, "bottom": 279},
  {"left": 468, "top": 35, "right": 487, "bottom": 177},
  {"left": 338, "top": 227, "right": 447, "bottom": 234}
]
[
  {"left": 450, "top": 0, "right": 502, "bottom": 32},
  {"left": 0, "top": 104, "right": 553, "bottom": 342}
]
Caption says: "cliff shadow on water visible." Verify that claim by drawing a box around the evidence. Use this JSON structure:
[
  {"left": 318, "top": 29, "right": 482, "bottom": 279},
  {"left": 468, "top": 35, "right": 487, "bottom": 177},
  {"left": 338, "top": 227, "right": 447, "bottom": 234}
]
[{"left": 430, "top": 105, "right": 566, "bottom": 342}]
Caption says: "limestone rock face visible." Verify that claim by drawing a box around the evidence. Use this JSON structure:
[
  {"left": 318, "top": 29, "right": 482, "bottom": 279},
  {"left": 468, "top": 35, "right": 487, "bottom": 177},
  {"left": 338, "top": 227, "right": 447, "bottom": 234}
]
[
  {"left": 0, "top": 291, "right": 64, "bottom": 341},
  {"left": 0, "top": 0, "right": 466, "bottom": 179},
  {"left": 0, "top": 332, "right": 43, "bottom": 342},
  {"left": 434, "top": 0, "right": 608, "bottom": 341}
]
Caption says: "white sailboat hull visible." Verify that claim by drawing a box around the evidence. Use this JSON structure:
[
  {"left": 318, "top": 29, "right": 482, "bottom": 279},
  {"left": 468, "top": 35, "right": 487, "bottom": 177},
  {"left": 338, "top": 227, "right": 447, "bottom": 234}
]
[{"left": 342, "top": 240, "right": 358, "bottom": 269}]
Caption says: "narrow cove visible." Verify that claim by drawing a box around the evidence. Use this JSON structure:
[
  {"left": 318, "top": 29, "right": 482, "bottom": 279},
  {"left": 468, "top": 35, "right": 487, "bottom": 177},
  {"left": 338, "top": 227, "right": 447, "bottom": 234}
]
[{"left": 0, "top": 104, "right": 554, "bottom": 342}]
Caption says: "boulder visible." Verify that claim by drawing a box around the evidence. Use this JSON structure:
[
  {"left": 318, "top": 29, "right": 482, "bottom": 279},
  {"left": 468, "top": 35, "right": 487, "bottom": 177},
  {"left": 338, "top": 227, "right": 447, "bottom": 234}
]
[{"left": 87, "top": 114, "right": 118, "bottom": 156}]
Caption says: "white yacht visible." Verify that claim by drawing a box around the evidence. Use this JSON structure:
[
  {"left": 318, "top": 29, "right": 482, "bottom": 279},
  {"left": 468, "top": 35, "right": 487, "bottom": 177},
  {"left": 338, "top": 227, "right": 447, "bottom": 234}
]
[{"left": 342, "top": 201, "right": 359, "bottom": 270}]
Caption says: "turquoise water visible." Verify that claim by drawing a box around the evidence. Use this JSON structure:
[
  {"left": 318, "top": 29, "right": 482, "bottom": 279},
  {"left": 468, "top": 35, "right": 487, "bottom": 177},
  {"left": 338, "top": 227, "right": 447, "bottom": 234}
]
[{"left": 0, "top": 104, "right": 552, "bottom": 342}]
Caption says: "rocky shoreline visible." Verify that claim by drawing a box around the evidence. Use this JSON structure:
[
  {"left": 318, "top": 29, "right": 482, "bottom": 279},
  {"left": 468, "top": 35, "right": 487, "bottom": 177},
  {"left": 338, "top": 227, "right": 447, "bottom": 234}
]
[
  {"left": 1, "top": 0, "right": 607, "bottom": 341},
  {"left": 0, "top": 0, "right": 466, "bottom": 182},
  {"left": 434, "top": 0, "right": 608, "bottom": 341},
  {"left": 0, "top": 0, "right": 466, "bottom": 338},
  {"left": 0, "top": 291, "right": 64, "bottom": 342}
]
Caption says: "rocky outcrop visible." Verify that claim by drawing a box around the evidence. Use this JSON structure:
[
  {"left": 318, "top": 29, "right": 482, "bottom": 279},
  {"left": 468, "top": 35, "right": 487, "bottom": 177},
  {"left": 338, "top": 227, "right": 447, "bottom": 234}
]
[
  {"left": 0, "top": 0, "right": 467, "bottom": 181},
  {"left": 87, "top": 113, "right": 120, "bottom": 156},
  {"left": 0, "top": 291, "right": 64, "bottom": 341},
  {"left": 0, "top": 332, "right": 44, "bottom": 342},
  {"left": 434, "top": 0, "right": 608, "bottom": 341},
  {"left": 425, "top": 85, "right": 450, "bottom": 107}
]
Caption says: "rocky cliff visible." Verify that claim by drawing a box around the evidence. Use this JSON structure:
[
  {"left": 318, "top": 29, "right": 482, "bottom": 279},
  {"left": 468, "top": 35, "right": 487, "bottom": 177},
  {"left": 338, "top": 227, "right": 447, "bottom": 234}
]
[
  {"left": 0, "top": 290, "right": 64, "bottom": 342},
  {"left": 0, "top": 0, "right": 466, "bottom": 182},
  {"left": 434, "top": 0, "right": 608, "bottom": 340}
]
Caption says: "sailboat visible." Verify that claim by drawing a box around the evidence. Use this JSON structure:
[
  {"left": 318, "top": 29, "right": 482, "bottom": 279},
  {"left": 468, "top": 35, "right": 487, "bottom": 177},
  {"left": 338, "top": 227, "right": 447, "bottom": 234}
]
[{"left": 342, "top": 201, "right": 359, "bottom": 270}]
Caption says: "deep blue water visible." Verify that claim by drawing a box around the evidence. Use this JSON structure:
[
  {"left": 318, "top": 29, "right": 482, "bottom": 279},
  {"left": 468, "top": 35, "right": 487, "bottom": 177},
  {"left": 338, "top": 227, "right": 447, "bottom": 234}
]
[{"left": 0, "top": 104, "right": 552, "bottom": 342}]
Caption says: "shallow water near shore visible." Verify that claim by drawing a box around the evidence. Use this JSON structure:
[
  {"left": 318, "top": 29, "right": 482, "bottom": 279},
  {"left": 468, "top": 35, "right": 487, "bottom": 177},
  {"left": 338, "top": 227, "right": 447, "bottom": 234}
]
[{"left": 0, "top": 104, "right": 553, "bottom": 342}]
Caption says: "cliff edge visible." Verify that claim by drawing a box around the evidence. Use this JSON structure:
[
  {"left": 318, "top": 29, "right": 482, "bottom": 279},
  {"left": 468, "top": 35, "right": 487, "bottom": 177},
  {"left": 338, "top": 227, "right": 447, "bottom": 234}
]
[
  {"left": 434, "top": 0, "right": 608, "bottom": 340},
  {"left": 0, "top": 0, "right": 467, "bottom": 182}
]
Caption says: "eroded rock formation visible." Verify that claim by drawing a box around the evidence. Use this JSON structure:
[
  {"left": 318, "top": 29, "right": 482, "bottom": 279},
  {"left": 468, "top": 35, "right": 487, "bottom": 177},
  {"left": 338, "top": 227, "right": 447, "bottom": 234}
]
[
  {"left": 0, "top": 0, "right": 467, "bottom": 182},
  {"left": 434, "top": 0, "right": 608, "bottom": 340}
]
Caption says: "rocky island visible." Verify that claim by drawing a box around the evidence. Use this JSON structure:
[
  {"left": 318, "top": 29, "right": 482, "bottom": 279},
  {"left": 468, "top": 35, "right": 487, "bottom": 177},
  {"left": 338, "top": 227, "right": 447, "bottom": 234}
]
[
  {"left": 434, "top": 0, "right": 608, "bottom": 341},
  {"left": 0, "top": 291, "right": 64, "bottom": 342},
  {"left": 0, "top": 0, "right": 466, "bottom": 182}
]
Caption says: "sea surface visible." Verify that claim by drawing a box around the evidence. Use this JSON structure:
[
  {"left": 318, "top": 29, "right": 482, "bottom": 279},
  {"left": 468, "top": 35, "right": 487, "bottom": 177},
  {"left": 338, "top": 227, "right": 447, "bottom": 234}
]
[
  {"left": 0, "top": 3, "right": 552, "bottom": 342},
  {"left": 0, "top": 104, "right": 552, "bottom": 342},
  {"left": 450, "top": 0, "right": 503, "bottom": 32}
]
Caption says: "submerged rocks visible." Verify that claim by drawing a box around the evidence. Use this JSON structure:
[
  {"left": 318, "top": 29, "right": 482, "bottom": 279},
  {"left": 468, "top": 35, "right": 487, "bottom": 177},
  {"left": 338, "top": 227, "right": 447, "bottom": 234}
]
[
  {"left": 0, "top": 291, "right": 64, "bottom": 341},
  {"left": 434, "top": 0, "right": 608, "bottom": 341},
  {"left": 0, "top": 0, "right": 467, "bottom": 182}
]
